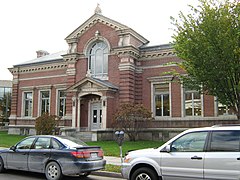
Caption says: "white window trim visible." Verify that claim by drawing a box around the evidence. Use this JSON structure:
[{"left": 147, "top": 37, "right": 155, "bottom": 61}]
[
  {"left": 21, "top": 91, "right": 33, "bottom": 117},
  {"left": 38, "top": 89, "right": 51, "bottom": 116},
  {"left": 151, "top": 82, "right": 171, "bottom": 119},
  {"left": 56, "top": 89, "right": 66, "bottom": 117},
  {"left": 87, "top": 41, "right": 109, "bottom": 80},
  {"left": 182, "top": 87, "right": 204, "bottom": 117}
]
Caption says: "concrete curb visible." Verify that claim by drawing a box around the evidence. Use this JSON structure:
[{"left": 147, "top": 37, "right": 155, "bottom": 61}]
[{"left": 92, "top": 170, "right": 123, "bottom": 179}]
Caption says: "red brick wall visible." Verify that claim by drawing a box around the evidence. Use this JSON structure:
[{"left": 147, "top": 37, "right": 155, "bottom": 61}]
[
  {"left": 204, "top": 94, "right": 215, "bottom": 117},
  {"left": 171, "top": 82, "right": 182, "bottom": 117},
  {"left": 77, "top": 22, "right": 119, "bottom": 52}
]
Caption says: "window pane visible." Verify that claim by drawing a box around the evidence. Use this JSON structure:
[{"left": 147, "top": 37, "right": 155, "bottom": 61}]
[
  {"left": 88, "top": 41, "right": 108, "bottom": 78},
  {"left": 163, "top": 94, "right": 170, "bottom": 116},
  {"left": 58, "top": 90, "right": 66, "bottom": 117},
  {"left": 95, "top": 49, "right": 103, "bottom": 74},
  {"left": 172, "top": 132, "right": 208, "bottom": 152},
  {"left": 41, "top": 91, "right": 50, "bottom": 115},
  {"left": 34, "top": 137, "right": 51, "bottom": 149},
  {"left": 185, "top": 91, "right": 201, "bottom": 116},
  {"left": 24, "top": 92, "right": 32, "bottom": 117},
  {"left": 155, "top": 95, "right": 162, "bottom": 116},
  {"left": 0, "top": 88, "right": 4, "bottom": 98},
  {"left": 16, "top": 137, "right": 35, "bottom": 149},
  {"left": 154, "top": 84, "right": 169, "bottom": 117},
  {"left": 210, "top": 131, "right": 240, "bottom": 152}
]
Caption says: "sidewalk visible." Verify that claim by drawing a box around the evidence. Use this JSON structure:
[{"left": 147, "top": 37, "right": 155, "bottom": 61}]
[
  {"left": 92, "top": 156, "right": 122, "bottom": 178},
  {"left": 105, "top": 156, "right": 122, "bottom": 166}
]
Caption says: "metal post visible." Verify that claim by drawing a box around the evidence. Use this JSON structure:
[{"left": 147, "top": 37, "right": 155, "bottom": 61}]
[{"left": 115, "top": 130, "right": 125, "bottom": 163}]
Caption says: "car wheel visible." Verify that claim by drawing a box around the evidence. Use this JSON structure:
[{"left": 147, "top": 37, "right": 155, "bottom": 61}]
[
  {"left": 131, "top": 167, "right": 158, "bottom": 180},
  {"left": 45, "top": 161, "right": 62, "bottom": 180},
  {"left": 79, "top": 172, "right": 91, "bottom": 177},
  {"left": 0, "top": 157, "right": 5, "bottom": 173}
]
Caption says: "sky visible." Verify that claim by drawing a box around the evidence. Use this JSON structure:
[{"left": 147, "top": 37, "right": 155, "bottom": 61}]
[{"left": 0, "top": 0, "right": 199, "bottom": 80}]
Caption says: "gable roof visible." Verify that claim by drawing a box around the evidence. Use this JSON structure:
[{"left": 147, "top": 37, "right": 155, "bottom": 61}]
[
  {"left": 67, "top": 76, "right": 118, "bottom": 92},
  {"left": 65, "top": 13, "right": 149, "bottom": 45}
]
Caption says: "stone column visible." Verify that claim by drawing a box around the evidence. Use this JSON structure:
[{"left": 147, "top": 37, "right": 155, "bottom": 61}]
[
  {"left": 77, "top": 97, "right": 81, "bottom": 130},
  {"left": 101, "top": 96, "right": 107, "bottom": 130},
  {"left": 71, "top": 96, "right": 77, "bottom": 128}
]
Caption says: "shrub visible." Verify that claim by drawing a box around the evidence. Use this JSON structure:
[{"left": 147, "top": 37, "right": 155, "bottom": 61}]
[
  {"left": 113, "top": 103, "right": 152, "bottom": 141},
  {"left": 35, "top": 113, "right": 60, "bottom": 135}
]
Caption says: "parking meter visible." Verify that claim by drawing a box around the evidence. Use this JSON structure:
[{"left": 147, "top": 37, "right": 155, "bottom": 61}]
[{"left": 115, "top": 130, "right": 124, "bottom": 163}]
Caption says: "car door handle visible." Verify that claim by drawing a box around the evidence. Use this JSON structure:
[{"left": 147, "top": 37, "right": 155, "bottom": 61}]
[
  {"left": 191, "top": 156, "right": 202, "bottom": 160},
  {"left": 237, "top": 157, "right": 240, "bottom": 160}
]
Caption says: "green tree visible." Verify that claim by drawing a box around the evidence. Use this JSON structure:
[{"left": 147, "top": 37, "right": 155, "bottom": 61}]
[
  {"left": 171, "top": 0, "right": 240, "bottom": 119},
  {"left": 35, "top": 113, "right": 60, "bottom": 135},
  {"left": 113, "top": 103, "right": 152, "bottom": 141}
]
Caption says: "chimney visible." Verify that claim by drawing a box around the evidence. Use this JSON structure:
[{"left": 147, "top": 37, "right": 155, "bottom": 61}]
[{"left": 36, "top": 50, "right": 49, "bottom": 58}]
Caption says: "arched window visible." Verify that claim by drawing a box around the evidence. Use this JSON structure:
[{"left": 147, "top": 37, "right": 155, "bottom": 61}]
[{"left": 88, "top": 41, "right": 108, "bottom": 79}]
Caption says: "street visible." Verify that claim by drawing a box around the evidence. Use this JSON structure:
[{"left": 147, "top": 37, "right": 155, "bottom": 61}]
[{"left": 0, "top": 170, "right": 125, "bottom": 180}]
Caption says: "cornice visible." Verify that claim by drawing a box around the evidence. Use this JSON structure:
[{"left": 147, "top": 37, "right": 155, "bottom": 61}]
[
  {"left": 9, "top": 62, "right": 67, "bottom": 74},
  {"left": 62, "top": 53, "right": 81, "bottom": 62},
  {"left": 139, "top": 49, "right": 176, "bottom": 60},
  {"left": 113, "top": 46, "right": 140, "bottom": 59},
  {"left": 65, "top": 14, "right": 128, "bottom": 41}
]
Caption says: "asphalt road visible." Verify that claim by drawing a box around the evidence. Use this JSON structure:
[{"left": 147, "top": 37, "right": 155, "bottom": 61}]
[{"left": 0, "top": 170, "right": 124, "bottom": 180}]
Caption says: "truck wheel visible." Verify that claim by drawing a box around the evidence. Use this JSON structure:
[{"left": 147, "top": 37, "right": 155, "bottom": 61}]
[
  {"left": 0, "top": 157, "right": 5, "bottom": 173},
  {"left": 131, "top": 167, "right": 158, "bottom": 180}
]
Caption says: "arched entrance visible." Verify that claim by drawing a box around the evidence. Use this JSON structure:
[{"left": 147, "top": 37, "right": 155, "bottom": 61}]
[{"left": 67, "top": 77, "right": 118, "bottom": 131}]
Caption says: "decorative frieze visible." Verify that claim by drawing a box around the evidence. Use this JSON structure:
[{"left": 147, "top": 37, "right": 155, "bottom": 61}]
[{"left": 9, "top": 63, "right": 67, "bottom": 74}]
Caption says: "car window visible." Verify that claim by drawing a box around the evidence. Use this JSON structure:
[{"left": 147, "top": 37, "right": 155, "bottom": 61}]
[
  {"left": 209, "top": 130, "right": 240, "bottom": 152},
  {"left": 16, "top": 137, "right": 36, "bottom": 149},
  {"left": 171, "top": 131, "right": 208, "bottom": 152},
  {"left": 33, "top": 137, "right": 51, "bottom": 149},
  {"left": 52, "top": 139, "right": 63, "bottom": 149}
]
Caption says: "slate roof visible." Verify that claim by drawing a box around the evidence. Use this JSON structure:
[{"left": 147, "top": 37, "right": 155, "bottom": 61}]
[{"left": 14, "top": 50, "right": 67, "bottom": 67}]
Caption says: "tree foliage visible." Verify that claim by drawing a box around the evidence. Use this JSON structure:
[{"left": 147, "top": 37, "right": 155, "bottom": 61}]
[
  {"left": 171, "top": 0, "right": 240, "bottom": 119},
  {"left": 35, "top": 113, "right": 60, "bottom": 135},
  {"left": 113, "top": 103, "right": 152, "bottom": 141}
]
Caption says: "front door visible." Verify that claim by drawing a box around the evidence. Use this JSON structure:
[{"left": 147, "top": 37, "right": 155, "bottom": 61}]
[{"left": 91, "top": 102, "right": 102, "bottom": 130}]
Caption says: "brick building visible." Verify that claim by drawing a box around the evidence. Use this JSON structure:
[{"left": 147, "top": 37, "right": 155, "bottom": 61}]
[{"left": 8, "top": 7, "right": 237, "bottom": 139}]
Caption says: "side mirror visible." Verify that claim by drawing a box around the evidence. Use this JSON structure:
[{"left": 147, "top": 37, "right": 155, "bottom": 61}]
[
  {"left": 165, "top": 145, "right": 171, "bottom": 153},
  {"left": 160, "top": 144, "right": 171, "bottom": 153},
  {"left": 10, "top": 146, "right": 16, "bottom": 151}
]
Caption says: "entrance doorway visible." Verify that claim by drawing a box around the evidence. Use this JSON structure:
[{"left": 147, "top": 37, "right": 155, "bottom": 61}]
[{"left": 90, "top": 102, "right": 102, "bottom": 130}]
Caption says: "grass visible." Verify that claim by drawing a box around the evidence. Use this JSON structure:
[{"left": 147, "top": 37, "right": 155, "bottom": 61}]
[
  {"left": 86, "top": 140, "right": 164, "bottom": 157},
  {"left": 0, "top": 131, "right": 165, "bottom": 173},
  {"left": 0, "top": 131, "right": 27, "bottom": 147},
  {"left": 0, "top": 131, "right": 164, "bottom": 156},
  {"left": 104, "top": 164, "right": 121, "bottom": 173}
]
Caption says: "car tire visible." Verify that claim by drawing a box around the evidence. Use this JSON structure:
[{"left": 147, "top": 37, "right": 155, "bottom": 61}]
[
  {"left": 131, "top": 167, "right": 158, "bottom": 180},
  {"left": 0, "top": 157, "right": 5, "bottom": 173},
  {"left": 45, "top": 161, "right": 62, "bottom": 180},
  {"left": 79, "top": 172, "right": 91, "bottom": 177}
]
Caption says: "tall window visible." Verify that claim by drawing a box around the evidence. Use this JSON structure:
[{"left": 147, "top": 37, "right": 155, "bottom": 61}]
[
  {"left": 58, "top": 90, "right": 66, "bottom": 117},
  {"left": 184, "top": 90, "right": 201, "bottom": 116},
  {"left": 154, "top": 84, "right": 170, "bottom": 117},
  {"left": 40, "top": 91, "right": 50, "bottom": 115},
  {"left": 88, "top": 41, "right": 108, "bottom": 79},
  {"left": 24, "top": 92, "right": 32, "bottom": 117}
]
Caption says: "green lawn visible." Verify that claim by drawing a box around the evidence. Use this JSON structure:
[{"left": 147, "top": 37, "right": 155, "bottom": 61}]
[
  {"left": 87, "top": 140, "right": 164, "bottom": 157},
  {"left": 0, "top": 131, "right": 27, "bottom": 147},
  {"left": 0, "top": 131, "right": 164, "bottom": 157},
  {"left": 0, "top": 131, "right": 165, "bottom": 173}
]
